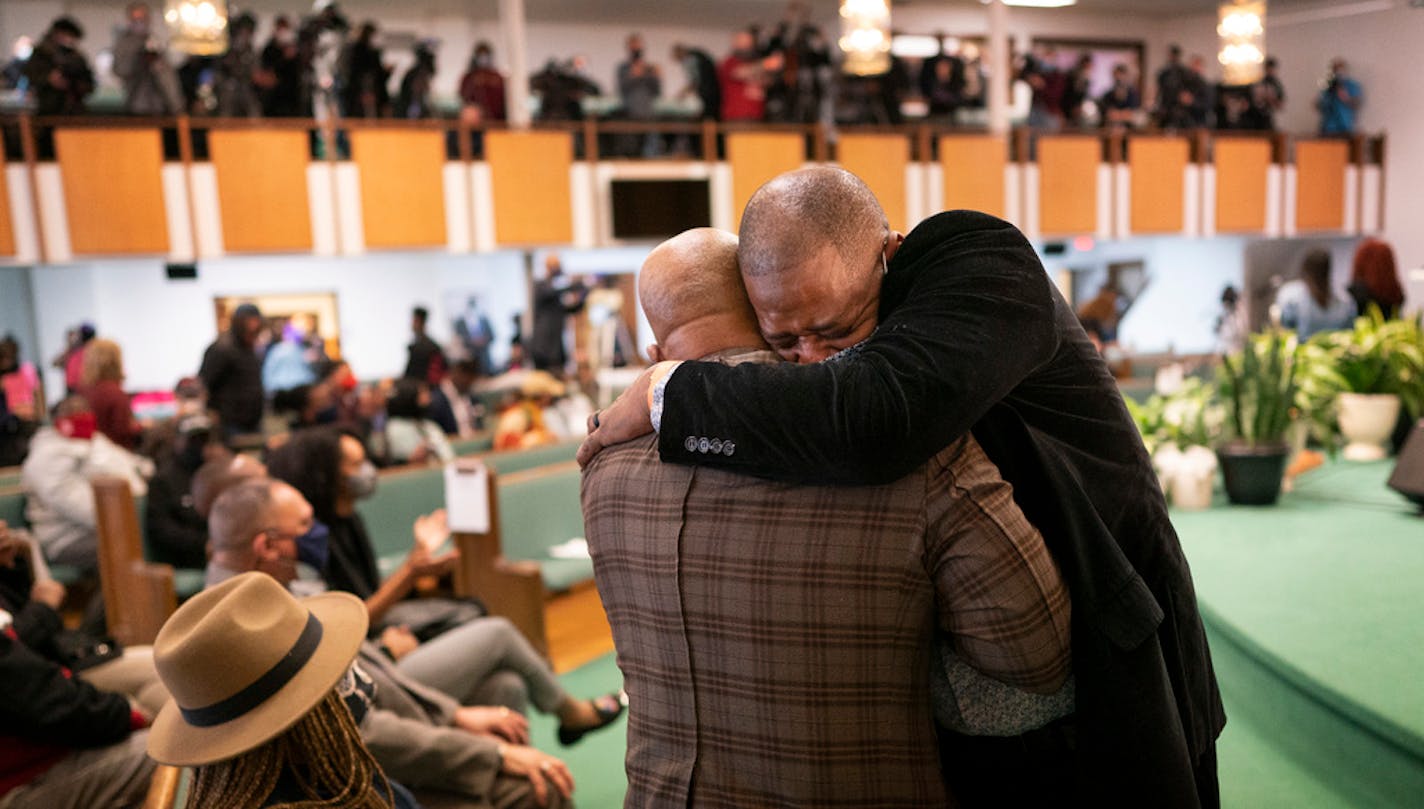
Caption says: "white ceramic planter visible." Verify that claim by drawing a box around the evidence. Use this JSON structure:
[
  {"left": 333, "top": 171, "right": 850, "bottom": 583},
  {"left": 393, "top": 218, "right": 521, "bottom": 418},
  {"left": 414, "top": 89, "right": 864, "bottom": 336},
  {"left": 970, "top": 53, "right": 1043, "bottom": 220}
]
[{"left": 1337, "top": 393, "right": 1401, "bottom": 462}]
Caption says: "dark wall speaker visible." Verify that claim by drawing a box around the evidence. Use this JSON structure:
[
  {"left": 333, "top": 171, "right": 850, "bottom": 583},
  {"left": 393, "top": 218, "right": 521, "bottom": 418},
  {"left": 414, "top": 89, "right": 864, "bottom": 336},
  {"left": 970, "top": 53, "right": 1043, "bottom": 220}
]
[
  {"left": 1387, "top": 419, "right": 1424, "bottom": 509},
  {"left": 166, "top": 262, "right": 198, "bottom": 280}
]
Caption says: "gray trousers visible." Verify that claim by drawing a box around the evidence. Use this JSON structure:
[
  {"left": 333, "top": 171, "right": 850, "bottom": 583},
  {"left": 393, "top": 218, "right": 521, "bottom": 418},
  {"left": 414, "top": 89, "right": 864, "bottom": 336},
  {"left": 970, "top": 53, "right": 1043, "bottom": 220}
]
[
  {"left": 0, "top": 731, "right": 154, "bottom": 809},
  {"left": 80, "top": 646, "right": 170, "bottom": 717},
  {"left": 396, "top": 616, "right": 567, "bottom": 715}
]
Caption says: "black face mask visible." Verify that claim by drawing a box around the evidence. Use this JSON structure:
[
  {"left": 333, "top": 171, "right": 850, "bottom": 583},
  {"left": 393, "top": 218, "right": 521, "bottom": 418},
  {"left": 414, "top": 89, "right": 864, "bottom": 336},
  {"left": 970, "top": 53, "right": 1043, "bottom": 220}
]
[{"left": 630, "top": 48, "right": 643, "bottom": 60}]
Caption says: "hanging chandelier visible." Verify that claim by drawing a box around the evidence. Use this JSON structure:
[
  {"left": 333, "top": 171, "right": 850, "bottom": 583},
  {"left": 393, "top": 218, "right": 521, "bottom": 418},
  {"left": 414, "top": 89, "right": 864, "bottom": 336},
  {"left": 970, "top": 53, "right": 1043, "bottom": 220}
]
[
  {"left": 839, "top": 0, "right": 892, "bottom": 76},
  {"left": 165, "top": 0, "right": 230, "bottom": 56},
  {"left": 1217, "top": 1, "right": 1266, "bottom": 85}
]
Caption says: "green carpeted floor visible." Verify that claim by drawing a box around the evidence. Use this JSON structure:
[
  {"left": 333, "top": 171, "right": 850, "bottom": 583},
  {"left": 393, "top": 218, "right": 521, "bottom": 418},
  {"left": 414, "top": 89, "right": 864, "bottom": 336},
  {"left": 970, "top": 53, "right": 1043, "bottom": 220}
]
[
  {"left": 1170, "top": 462, "right": 1424, "bottom": 759},
  {"left": 545, "top": 461, "right": 1424, "bottom": 807},
  {"left": 527, "top": 654, "right": 630, "bottom": 807}
]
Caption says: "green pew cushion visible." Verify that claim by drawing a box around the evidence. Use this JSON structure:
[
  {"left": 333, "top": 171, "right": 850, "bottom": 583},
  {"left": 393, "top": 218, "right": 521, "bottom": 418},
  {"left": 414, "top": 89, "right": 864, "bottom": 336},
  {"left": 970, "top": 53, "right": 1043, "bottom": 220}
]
[
  {"left": 173, "top": 568, "right": 207, "bottom": 600},
  {"left": 480, "top": 441, "right": 580, "bottom": 476},
  {"left": 0, "top": 489, "right": 26, "bottom": 531},
  {"left": 49, "top": 563, "right": 86, "bottom": 586},
  {"left": 451, "top": 433, "right": 495, "bottom": 457},
  {"left": 356, "top": 465, "right": 445, "bottom": 570},
  {"left": 495, "top": 463, "right": 592, "bottom": 591}
]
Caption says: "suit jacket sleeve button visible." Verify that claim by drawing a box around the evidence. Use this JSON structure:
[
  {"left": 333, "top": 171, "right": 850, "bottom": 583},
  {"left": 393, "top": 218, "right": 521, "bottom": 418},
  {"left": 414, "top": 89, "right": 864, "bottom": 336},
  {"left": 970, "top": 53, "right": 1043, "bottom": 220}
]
[
  {"left": 697, "top": 437, "right": 710, "bottom": 453},
  {"left": 723, "top": 442, "right": 736, "bottom": 456},
  {"left": 684, "top": 436, "right": 698, "bottom": 452}
]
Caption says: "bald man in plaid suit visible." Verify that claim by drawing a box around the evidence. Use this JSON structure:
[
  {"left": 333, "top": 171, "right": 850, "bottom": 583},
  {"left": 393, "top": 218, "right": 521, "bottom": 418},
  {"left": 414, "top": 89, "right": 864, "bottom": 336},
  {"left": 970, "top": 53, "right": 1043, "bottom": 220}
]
[{"left": 582, "top": 229, "right": 1073, "bottom": 807}]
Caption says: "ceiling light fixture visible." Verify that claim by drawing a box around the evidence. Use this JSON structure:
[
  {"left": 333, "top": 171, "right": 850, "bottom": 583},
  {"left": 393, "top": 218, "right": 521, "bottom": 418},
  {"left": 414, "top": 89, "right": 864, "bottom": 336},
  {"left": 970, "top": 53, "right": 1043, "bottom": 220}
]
[
  {"left": 840, "top": 0, "right": 892, "bottom": 76},
  {"left": 1217, "top": 0, "right": 1266, "bottom": 85},
  {"left": 980, "top": 0, "right": 1078, "bottom": 8},
  {"left": 165, "top": 0, "right": 229, "bottom": 56}
]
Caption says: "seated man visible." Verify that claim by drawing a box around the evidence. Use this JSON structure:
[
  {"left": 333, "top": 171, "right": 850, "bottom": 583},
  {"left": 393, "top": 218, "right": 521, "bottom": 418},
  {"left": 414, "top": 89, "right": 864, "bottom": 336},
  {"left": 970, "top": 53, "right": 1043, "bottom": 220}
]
[
  {"left": 0, "top": 525, "right": 155, "bottom": 809},
  {"left": 204, "top": 477, "right": 580, "bottom": 809},
  {"left": 20, "top": 396, "right": 151, "bottom": 573},
  {"left": 582, "top": 228, "right": 1072, "bottom": 807}
]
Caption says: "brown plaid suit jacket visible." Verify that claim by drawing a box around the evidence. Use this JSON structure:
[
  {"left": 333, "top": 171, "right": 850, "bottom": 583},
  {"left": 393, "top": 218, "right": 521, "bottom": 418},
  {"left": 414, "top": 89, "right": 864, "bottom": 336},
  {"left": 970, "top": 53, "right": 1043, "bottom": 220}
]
[{"left": 582, "top": 431, "right": 1069, "bottom": 808}]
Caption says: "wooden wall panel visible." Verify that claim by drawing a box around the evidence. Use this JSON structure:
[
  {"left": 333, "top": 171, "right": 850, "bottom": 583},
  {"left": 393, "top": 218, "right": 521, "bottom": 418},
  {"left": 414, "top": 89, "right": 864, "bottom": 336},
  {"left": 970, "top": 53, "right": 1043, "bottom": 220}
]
[
  {"left": 1127, "top": 136, "right": 1189, "bottom": 234},
  {"left": 56, "top": 128, "right": 168, "bottom": 255},
  {"left": 209, "top": 130, "right": 312, "bottom": 253},
  {"left": 1296, "top": 139, "right": 1348, "bottom": 232},
  {"left": 350, "top": 129, "right": 447, "bottom": 249},
  {"left": 0, "top": 150, "right": 13, "bottom": 256},
  {"left": 940, "top": 135, "right": 1006, "bottom": 219},
  {"left": 837, "top": 134, "right": 909, "bottom": 232},
  {"left": 485, "top": 130, "right": 574, "bottom": 246},
  {"left": 727, "top": 132, "right": 804, "bottom": 229},
  {"left": 1214, "top": 138, "right": 1271, "bottom": 233},
  {"left": 1037, "top": 136, "right": 1099, "bottom": 236}
]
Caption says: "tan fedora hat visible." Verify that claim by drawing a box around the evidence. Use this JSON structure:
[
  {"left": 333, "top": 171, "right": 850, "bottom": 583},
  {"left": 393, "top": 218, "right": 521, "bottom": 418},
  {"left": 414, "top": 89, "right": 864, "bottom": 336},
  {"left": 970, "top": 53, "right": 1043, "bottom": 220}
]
[{"left": 147, "top": 571, "right": 367, "bottom": 766}]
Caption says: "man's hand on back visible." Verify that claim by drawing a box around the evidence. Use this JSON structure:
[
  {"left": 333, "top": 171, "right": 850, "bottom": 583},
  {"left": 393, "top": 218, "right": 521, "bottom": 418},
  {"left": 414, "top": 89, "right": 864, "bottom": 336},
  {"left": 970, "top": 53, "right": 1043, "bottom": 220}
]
[{"left": 577, "top": 363, "right": 666, "bottom": 467}]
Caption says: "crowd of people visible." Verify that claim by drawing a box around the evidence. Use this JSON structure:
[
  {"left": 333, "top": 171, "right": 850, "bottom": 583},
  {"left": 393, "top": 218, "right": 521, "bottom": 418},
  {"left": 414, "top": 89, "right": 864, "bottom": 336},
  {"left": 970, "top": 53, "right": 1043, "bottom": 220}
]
[
  {"left": 0, "top": 294, "right": 632, "bottom": 807},
  {"left": 1, "top": 4, "right": 1365, "bottom": 137}
]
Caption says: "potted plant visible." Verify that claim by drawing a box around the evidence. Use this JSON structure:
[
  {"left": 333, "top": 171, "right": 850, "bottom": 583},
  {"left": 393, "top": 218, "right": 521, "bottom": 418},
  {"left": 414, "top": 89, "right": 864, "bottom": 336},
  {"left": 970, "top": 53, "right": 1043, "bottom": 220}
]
[
  {"left": 1217, "top": 331, "right": 1301, "bottom": 505},
  {"left": 1127, "top": 378, "right": 1223, "bottom": 509},
  {"left": 1299, "top": 311, "right": 1424, "bottom": 461}
]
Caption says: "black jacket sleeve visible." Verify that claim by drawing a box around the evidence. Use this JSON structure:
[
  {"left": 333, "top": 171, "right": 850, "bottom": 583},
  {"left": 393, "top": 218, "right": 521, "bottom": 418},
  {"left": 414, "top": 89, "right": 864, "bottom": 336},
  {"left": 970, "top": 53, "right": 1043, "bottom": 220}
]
[
  {"left": 657, "top": 211, "right": 1060, "bottom": 485},
  {"left": 144, "top": 467, "right": 208, "bottom": 569},
  {"left": 0, "top": 630, "right": 133, "bottom": 747}
]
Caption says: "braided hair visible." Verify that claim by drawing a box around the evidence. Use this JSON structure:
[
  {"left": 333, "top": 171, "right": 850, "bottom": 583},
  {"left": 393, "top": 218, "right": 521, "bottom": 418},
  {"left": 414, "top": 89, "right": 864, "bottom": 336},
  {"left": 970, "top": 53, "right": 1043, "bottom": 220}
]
[{"left": 185, "top": 689, "right": 396, "bottom": 809}]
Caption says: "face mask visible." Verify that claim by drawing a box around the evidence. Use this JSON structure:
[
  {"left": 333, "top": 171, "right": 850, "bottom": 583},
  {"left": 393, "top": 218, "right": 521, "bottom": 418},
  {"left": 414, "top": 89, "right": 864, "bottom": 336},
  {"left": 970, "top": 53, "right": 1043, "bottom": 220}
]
[
  {"left": 314, "top": 405, "right": 340, "bottom": 424},
  {"left": 344, "top": 461, "right": 379, "bottom": 500},
  {"left": 475, "top": 53, "right": 491, "bottom": 68},
  {"left": 55, "top": 412, "right": 96, "bottom": 440},
  {"left": 296, "top": 520, "right": 331, "bottom": 571},
  {"left": 630, "top": 48, "right": 643, "bottom": 60}
]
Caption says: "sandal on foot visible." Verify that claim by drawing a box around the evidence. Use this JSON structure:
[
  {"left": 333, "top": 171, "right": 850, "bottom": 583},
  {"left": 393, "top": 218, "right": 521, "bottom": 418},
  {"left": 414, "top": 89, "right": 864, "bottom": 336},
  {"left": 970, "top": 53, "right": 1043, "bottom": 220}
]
[{"left": 558, "top": 690, "right": 627, "bottom": 746}]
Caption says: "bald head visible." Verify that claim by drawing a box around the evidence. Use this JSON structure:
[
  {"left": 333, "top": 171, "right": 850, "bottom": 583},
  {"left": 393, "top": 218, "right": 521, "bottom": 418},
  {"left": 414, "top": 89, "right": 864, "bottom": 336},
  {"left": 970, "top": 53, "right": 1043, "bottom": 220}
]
[
  {"left": 739, "top": 166, "right": 889, "bottom": 284},
  {"left": 638, "top": 228, "right": 766, "bottom": 362}
]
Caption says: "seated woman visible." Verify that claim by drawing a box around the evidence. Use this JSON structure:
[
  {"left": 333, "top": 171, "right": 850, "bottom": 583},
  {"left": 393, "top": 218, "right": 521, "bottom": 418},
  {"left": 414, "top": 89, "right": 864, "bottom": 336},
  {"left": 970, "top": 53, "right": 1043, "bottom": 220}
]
[
  {"left": 383, "top": 378, "right": 455, "bottom": 465},
  {"left": 493, "top": 372, "right": 563, "bottom": 450},
  {"left": 266, "top": 426, "right": 622, "bottom": 743},
  {"left": 78, "top": 338, "right": 142, "bottom": 451},
  {"left": 148, "top": 571, "right": 418, "bottom": 809}
]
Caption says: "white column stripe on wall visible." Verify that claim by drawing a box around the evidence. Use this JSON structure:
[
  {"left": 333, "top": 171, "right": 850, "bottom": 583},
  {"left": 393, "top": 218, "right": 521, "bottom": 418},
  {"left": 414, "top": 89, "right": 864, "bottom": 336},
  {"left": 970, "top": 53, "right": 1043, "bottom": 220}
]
[
  {"left": 1021, "top": 164, "right": 1039, "bottom": 240},
  {"left": 570, "top": 162, "right": 598, "bottom": 248},
  {"left": 34, "top": 165, "right": 71, "bottom": 263},
  {"left": 442, "top": 162, "right": 472, "bottom": 253},
  {"left": 924, "top": 163, "right": 944, "bottom": 217},
  {"left": 5, "top": 165, "right": 40, "bottom": 263},
  {"left": 1200, "top": 167, "right": 1218, "bottom": 238},
  {"left": 306, "top": 164, "right": 338, "bottom": 257},
  {"left": 1361, "top": 166, "right": 1382, "bottom": 234},
  {"left": 188, "top": 164, "right": 224, "bottom": 258},
  {"left": 470, "top": 163, "right": 497, "bottom": 253},
  {"left": 1266, "top": 166, "right": 1284, "bottom": 238},
  {"left": 1095, "top": 164, "right": 1113, "bottom": 241},
  {"left": 1343, "top": 166, "right": 1360, "bottom": 235},
  {"left": 1183, "top": 165, "right": 1201, "bottom": 238},
  {"left": 1004, "top": 164, "right": 1022, "bottom": 228},
  {"left": 1282, "top": 166, "right": 1298, "bottom": 237},
  {"left": 160, "top": 163, "right": 193, "bottom": 261},
  {"left": 905, "top": 164, "right": 926, "bottom": 227},
  {"left": 1113, "top": 164, "right": 1130, "bottom": 239},
  {"left": 333, "top": 162, "right": 365, "bottom": 256},
  {"left": 710, "top": 163, "right": 734, "bottom": 233}
]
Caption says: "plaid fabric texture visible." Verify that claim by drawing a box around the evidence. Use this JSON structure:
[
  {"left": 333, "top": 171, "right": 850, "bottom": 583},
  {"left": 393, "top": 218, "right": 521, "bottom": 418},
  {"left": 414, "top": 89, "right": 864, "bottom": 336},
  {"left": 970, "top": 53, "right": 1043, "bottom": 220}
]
[{"left": 582, "top": 433, "right": 1070, "bottom": 808}]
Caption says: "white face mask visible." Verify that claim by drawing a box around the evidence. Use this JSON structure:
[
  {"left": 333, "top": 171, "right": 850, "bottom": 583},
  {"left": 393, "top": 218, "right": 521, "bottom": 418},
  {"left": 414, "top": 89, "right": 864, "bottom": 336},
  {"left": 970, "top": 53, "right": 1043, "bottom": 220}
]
[{"left": 344, "top": 460, "right": 379, "bottom": 500}]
